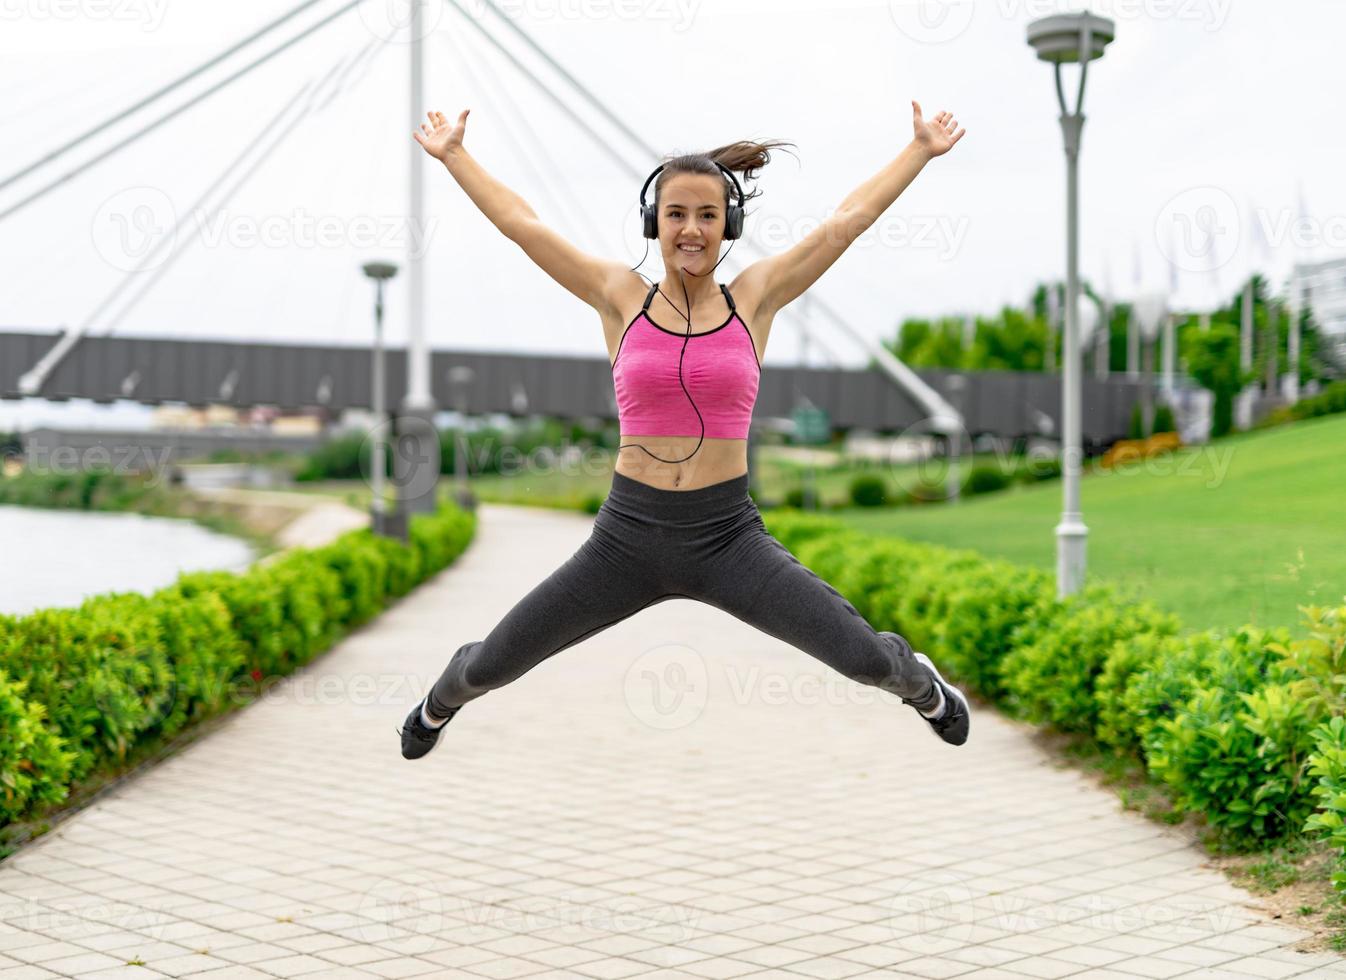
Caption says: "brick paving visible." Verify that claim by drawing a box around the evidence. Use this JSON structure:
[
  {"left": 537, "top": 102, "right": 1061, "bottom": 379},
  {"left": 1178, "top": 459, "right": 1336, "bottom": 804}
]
[{"left": 0, "top": 503, "right": 1340, "bottom": 979}]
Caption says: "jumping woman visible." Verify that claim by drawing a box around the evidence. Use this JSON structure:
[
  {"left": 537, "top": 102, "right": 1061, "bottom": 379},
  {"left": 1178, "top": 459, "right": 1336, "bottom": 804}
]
[{"left": 399, "top": 100, "right": 969, "bottom": 759}]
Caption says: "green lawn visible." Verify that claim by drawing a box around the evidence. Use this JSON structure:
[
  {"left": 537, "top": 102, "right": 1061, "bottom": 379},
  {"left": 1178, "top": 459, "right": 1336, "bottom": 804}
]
[{"left": 829, "top": 414, "right": 1346, "bottom": 633}]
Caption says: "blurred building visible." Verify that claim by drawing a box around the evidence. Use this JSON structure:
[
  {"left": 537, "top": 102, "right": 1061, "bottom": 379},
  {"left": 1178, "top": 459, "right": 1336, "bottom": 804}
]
[
  {"left": 149, "top": 404, "right": 327, "bottom": 434},
  {"left": 1289, "top": 256, "right": 1346, "bottom": 370}
]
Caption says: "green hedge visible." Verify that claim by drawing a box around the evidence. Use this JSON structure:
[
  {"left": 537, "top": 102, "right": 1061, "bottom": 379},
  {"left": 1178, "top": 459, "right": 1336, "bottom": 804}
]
[
  {"left": 848, "top": 473, "right": 888, "bottom": 507},
  {"left": 0, "top": 468, "right": 166, "bottom": 511},
  {"left": 1257, "top": 379, "right": 1346, "bottom": 429},
  {"left": 964, "top": 465, "right": 1012, "bottom": 496},
  {"left": 0, "top": 503, "right": 475, "bottom": 830},
  {"left": 759, "top": 508, "right": 1346, "bottom": 871}
]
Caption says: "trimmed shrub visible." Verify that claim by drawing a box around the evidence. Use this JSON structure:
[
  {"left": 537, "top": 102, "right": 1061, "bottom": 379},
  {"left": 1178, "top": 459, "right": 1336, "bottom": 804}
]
[
  {"left": 849, "top": 474, "right": 888, "bottom": 507},
  {"left": 926, "top": 559, "right": 1054, "bottom": 702},
  {"left": 1128, "top": 402, "right": 1145, "bottom": 439},
  {"left": 758, "top": 508, "right": 1346, "bottom": 856},
  {"left": 998, "top": 586, "right": 1181, "bottom": 733},
  {"left": 0, "top": 669, "right": 75, "bottom": 826},
  {"left": 311, "top": 535, "right": 390, "bottom": 628},
  {"left": 1115, "top": 627, "right": 1283, "bottom": 763},
  {"left": 0, "top": 596, "right": 174, "bottom": 779},
  {"left": 1013, "top": 455, "right": 1061, "bottom": 483},
  {"left": 1257, "top": 380, "right": 1346, "bottom": 429},
  {"left": 0, "top": 501, "right": 477, "bottom": 835},
  {"left": 964, "top": 465, "right": 1011, "bottom": 496},
  {"left": 1306, "top": 716, "right": 1346, "bottom": 893},
  {"left": 1095, "top": 630, "right": 1219, "bottom": 757},
  {"left": 1149, "top": 673, "right": 1325, "bottom": 847},
  {"left": 1290, "top": 603, "right": 1346, "bottom": 889},
  {"left": 784, "top": 485, "right": 822, "bottom": 510},
  {"left": 1152, "top": 402, "right": 1177, "bottom": 434},
  {"left": 145, "top": 586, "right": 245, "bottom": 737}
]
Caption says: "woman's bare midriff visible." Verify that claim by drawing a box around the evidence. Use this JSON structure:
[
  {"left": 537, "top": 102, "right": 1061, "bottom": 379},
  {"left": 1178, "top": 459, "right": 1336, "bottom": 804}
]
[{"left": 613, "top": 435, "right": 748, "bottom": 490}]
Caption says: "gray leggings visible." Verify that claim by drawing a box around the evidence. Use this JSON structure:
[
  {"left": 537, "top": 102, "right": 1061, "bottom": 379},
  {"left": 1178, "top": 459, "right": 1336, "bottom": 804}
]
[{"left": 426, "top": 470, "right": 937, "bottom": 716}]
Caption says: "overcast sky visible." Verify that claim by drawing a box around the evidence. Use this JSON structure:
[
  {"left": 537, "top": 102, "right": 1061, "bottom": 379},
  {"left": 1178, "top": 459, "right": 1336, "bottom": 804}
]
[{"left": 3, "top": 0, "right": 1344, "bottom": 428}]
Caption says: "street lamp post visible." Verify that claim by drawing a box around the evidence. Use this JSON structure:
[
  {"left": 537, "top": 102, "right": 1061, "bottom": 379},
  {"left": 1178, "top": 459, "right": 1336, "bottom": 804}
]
[
  {"left": 362, "top": 261, "right": 406, "bottom": 540},
  {"left": 945, "top": 373, "right": 967, "bottom": 505},
  {"left": 1027, "top": 11, "right": 1115, "bottom": 598},
  {"left": 1045, "top": 282, "right": 1059, "bottom": 374},
  {"left": 1076, "top": 297, "right": 1100, "bottom": 380},
  {"left": 447, "top": 364, "right": 477, "bottom": 511},
  {"left": 1131, "top": 292, "right": 1169, "bottom": 439},
  {"left": 1091, "top": 291, "right": 1111, "bottom": 379}
]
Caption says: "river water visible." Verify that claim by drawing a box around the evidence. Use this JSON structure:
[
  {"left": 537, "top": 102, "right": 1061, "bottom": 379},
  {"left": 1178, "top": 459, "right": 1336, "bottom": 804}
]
[{"left": 0, "top": 506, "right": 256, "bottom": 617}]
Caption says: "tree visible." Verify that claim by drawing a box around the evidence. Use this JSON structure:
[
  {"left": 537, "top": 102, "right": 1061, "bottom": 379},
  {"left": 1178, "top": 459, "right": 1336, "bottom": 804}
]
[
  {"left": 979, "top": 307, "right": 1048, "bottom": 371},
  {"left": 1127, "top": 403, "right": 1144, "bottom": 439},
  {"left": 894, "top": 316, "right": 969, "bottom": 368},
  {"left": 886, "top": 273, "right": 1337, "bottom": 384},
  {"left": 891, "top": 306, "right": 1050, "bottom": 372},
  {"left": 1152, "top": 402, "right": 1176, "bottom": 434},
  {"left": 1183, "top": 321, "right": 1252, "bottom": 438}
]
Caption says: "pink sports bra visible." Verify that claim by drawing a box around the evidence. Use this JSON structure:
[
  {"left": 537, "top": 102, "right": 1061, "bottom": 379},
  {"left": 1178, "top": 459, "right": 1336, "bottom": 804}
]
[{"left": 611, "top": 282, "right": 761, "bottom": 440}]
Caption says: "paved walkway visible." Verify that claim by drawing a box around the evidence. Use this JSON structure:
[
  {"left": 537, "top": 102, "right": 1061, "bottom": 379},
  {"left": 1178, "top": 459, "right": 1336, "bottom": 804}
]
[{"left": 0, "top": 503, "right": 1340, "bottom": 980}]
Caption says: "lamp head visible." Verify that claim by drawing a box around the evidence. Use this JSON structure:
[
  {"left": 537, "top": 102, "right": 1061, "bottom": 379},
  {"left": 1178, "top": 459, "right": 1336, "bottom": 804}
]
[
  {"left": 1026, "top": 12, "right": 1114, "bottom": 63},
  {"left": 1131, "top": 292, "right": 1169, "bottom": 342},
  {"left": 362, "top": 261, "right": 399, "bottom": 281}
]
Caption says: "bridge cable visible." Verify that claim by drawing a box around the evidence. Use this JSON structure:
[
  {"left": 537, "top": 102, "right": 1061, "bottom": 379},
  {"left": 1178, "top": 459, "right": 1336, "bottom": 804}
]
[
  {"left": 442, "top": 0, "right": 647, "bottom": 183},
  {"left": 439, "top": 7, "right": 858, "bottom": 371},
  {"left": 470, "top": 0, "right": 658, "bottom": 162},
  {"left": 440, "top": 30, "right": 611, "bottom": 256},
  {"left": 95, "top": 36, "right": 388, "bottom": 341},
  {"left": 0, "top": 0, "right": 366, "bottom": 224},
  {"left": 0, "top": 0, "right": 334, "bottom": 195},
  {"left": 16, "top": 36, "right": 386, "bottom": 395},
  {"left": 448, "top": 0, "right": 960, "bottom": 429}
]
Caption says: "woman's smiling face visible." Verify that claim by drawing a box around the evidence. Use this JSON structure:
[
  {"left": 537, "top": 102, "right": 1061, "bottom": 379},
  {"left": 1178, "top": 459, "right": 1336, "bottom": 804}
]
[{"left": 658, "top": 172, "right": 726, "bottom": 273}]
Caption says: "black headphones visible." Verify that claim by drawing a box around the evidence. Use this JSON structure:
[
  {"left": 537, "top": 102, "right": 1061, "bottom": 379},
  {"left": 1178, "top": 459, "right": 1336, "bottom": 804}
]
[
  {"left": 619, "top": 160, "right": 746, "bottom": 466},
  {"left": 639, "top": 161, "right": 746, "bottom": 241}
]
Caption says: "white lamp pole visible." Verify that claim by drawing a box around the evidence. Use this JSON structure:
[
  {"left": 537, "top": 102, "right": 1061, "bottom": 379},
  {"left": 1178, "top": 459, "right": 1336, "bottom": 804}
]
[
  {"left": 1027, "top": 12, "right": 1115, "bottom": 598},
  {"left": 1131, "top": 292, "right": 1169, "bottom": 437},
  {"left": 1287, "top": 265, "right": 1303, "bottom": 404},
  {"left": 1162, "top": 312, "right": 1177, "bottom": 400},
  {"left": 362, "top": 261, "right": 401, "bottom": 539}
]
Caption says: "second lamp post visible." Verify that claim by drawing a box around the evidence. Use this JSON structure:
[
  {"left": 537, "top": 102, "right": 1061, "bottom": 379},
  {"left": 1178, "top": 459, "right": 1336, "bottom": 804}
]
[{"left": 1026, "top": 11, "right": 1115, "bottom": 597}]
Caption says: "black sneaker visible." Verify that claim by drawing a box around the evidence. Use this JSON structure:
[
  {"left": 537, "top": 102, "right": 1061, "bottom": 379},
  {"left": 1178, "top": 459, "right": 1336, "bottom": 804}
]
[
  {"left": 902, "top": 652, "right": 970, "bottom": 746},
  {"left": 397, "top": 696, "right": 459, "bottom": 760}
]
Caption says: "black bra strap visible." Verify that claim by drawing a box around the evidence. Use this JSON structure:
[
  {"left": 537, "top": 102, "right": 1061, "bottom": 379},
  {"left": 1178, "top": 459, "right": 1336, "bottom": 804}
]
[
  {"left": 719, "top": 283, "right": 736, "bottom": 313},
  {"left": 641, "top": 282, "right": 658, "bottom": 312}
]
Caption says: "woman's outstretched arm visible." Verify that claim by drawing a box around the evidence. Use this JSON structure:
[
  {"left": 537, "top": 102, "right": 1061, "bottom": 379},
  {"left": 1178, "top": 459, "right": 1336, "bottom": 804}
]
[
  {"left": 414, "top": 109, "right": 631, "bottom": 317},
  {"left": 739, "top": 100, "right": 966, "bottom": 319}
]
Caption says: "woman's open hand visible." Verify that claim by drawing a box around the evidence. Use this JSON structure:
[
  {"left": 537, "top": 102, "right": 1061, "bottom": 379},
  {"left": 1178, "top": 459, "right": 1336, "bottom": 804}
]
[
  {"left": 413, "top": 109, "right": 468, "bottom": 162},
  {"left": 912, "top": 100, "right": 965, "bottom": 158}
]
